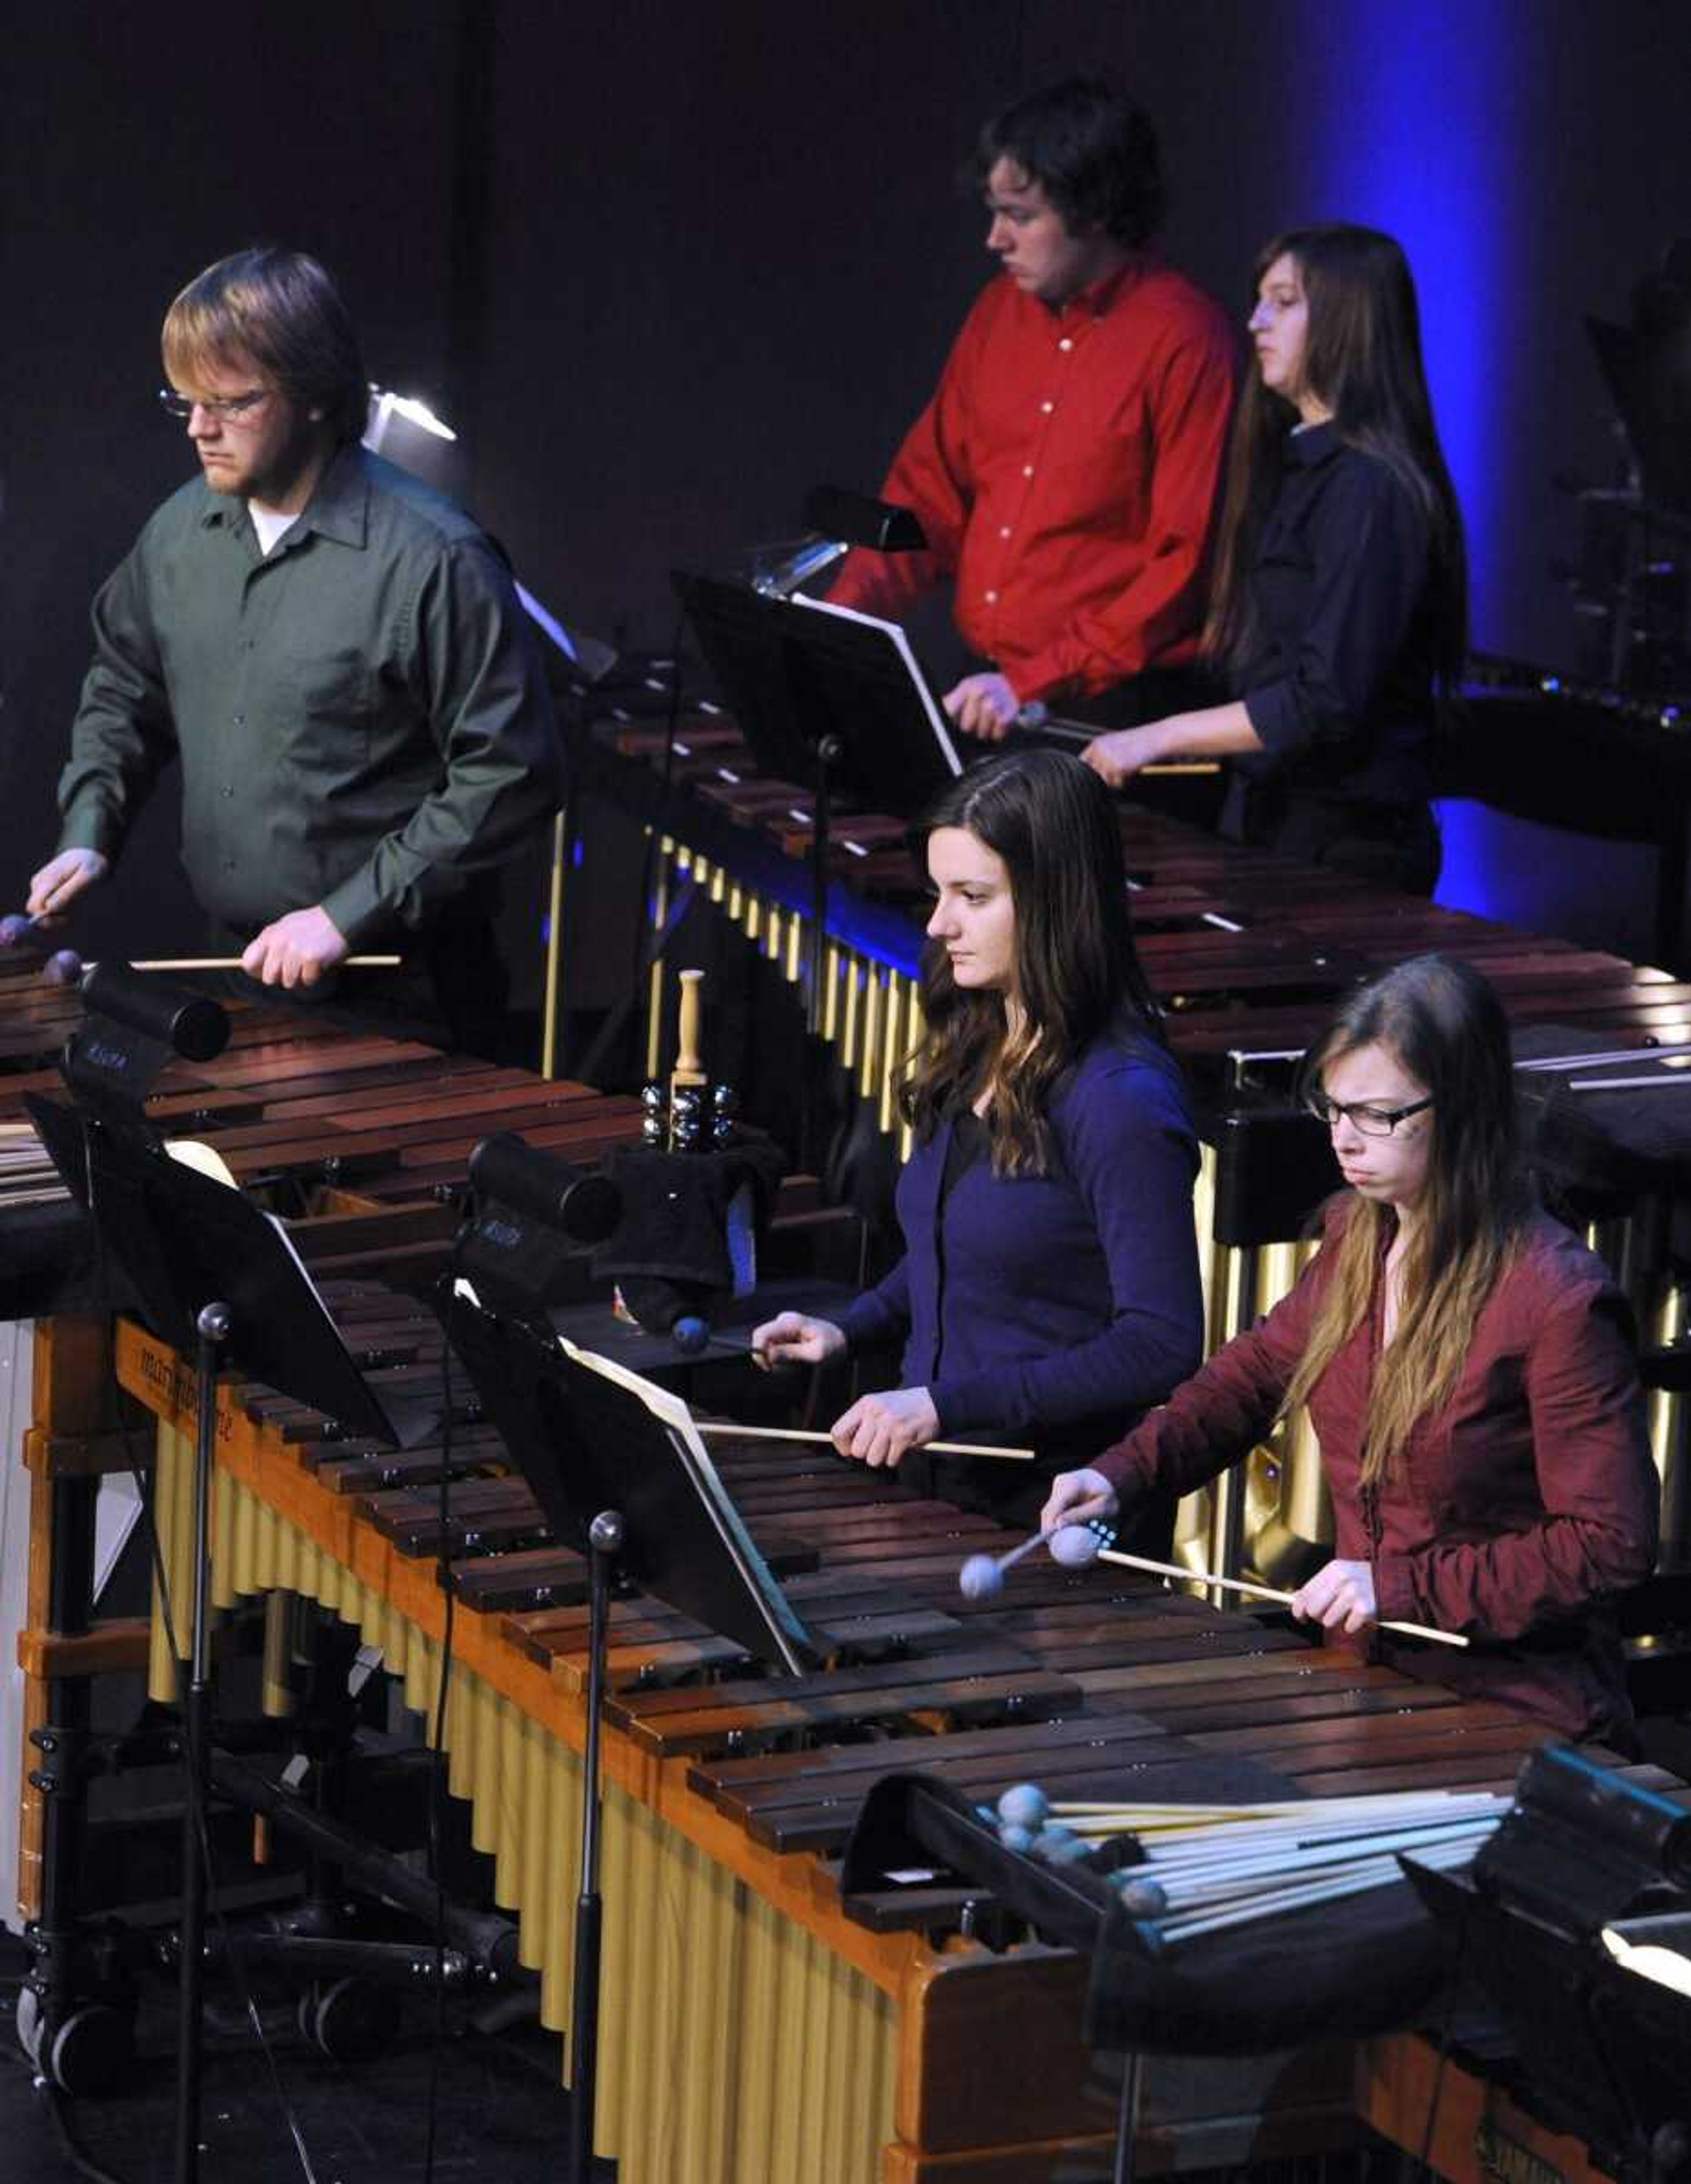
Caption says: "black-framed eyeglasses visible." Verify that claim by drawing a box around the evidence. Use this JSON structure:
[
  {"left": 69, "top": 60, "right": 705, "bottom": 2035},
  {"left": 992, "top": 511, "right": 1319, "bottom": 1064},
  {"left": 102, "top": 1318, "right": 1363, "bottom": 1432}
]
[
  {"left": 1304, "top": 1092, "right": 1433, "bottom": 1138},
  {"left": 157, "top": 387, "right": 268, "bottom": 423}
]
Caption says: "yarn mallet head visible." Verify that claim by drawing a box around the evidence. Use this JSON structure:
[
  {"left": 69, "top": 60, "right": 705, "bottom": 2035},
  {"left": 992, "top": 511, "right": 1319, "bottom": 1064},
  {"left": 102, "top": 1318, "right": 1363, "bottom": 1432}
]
[{"left": 957, "top": 1520, "right": 1106, "bottom": 1599}]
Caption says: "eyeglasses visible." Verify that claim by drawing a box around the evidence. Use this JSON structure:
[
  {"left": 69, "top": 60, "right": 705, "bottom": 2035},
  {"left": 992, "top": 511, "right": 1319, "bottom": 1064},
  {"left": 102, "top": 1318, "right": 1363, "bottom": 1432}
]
[
  {"left": 1304, "top": 1092, "right": 1433, "bottom": 1137},
  {"left": 158, "top": 387, "right": 268, "bottom": 423}
]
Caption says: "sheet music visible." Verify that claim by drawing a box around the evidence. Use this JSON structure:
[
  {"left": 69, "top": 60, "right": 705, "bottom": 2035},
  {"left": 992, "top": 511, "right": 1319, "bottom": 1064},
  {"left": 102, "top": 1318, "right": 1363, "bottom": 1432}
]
[{"left": 790, "top": 591, "right": 964, "bottom": 775}]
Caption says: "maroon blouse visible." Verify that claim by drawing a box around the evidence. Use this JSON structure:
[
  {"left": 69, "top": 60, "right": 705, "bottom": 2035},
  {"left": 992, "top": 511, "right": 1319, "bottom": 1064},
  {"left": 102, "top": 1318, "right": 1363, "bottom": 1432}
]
[{"left": 1096, "top": 1205, "right": 1660, "bottom": 1745}]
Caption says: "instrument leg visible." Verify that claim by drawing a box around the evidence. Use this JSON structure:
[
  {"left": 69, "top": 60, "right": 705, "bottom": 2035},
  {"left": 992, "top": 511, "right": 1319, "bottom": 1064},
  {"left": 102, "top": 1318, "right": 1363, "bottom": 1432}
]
[{"left": 1111, "top": 2049, "right": 1144, "bottom": 2184}]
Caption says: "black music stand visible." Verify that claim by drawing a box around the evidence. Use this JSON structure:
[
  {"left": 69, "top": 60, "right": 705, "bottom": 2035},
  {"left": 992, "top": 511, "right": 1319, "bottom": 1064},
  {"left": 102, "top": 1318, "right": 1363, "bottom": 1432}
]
[
  {"left": 26, "top": 1094, "right": 421, "bottom": 2184},
  {"left": 439, "top": 1286, "right": 818, "bottom": 2184},
  {"left": 672, "top": 572, "right": 962, "bottom": 1028},
  {"left": 1403, "top": 1745, "right": 1691, "bottom": 2180}
]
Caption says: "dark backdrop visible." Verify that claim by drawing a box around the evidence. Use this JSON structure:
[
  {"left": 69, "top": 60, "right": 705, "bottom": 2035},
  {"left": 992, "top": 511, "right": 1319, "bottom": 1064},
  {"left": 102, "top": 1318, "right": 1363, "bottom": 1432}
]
[{"left": 4, "top": 0, "right": 1689, "bottom": 968}]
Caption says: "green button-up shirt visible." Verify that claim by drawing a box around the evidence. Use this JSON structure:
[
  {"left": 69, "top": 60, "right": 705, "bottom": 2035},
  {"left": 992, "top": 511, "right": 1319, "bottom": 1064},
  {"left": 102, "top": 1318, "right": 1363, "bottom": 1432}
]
[{"left": 57, "top": 446, "right": 563, "bottom": 948}]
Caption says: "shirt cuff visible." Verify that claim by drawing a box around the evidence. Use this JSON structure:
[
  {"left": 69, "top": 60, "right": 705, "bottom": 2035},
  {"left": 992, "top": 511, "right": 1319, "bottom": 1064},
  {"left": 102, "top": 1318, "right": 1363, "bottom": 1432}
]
[
  {"left": 1242, "top": 683, "right": 1309, "bottom": 762},
  {"left": 835, "top": 1291, "right": 904, "bottom": 1356},
  {"left": 318, "top": 867, "right": 387, "bottom": 951},
  {"left": 1093, "top": 1436, "right": 1159, "bottom": 1499},
  {"left": 927, "top": 1372, "right": 1006, "bottom": 1438},
  {"left": 58, "top": 803, "right": 122, "bottom": 862}
]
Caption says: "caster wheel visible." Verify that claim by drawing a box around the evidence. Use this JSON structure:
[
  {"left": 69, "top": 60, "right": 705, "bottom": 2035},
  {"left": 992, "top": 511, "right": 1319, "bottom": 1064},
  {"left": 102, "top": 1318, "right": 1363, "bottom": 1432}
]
[
  {"left": 21, "top": 1998, "right": 134, "bottom": 2095},
  {"left": 297, "top": 1977, "right": 401, "bottom": 2065},
  {"left": 14, "top": 1988, "right": 43, "bottom": 2067}
]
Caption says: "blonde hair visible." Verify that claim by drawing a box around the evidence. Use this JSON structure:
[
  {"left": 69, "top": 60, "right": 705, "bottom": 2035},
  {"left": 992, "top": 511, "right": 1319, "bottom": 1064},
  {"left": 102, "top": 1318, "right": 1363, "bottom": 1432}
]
[
  {"left": 162, "top": 248, "right": 368, "bottom": 442},
  {"left": 1278, "top": 956, "right": 1531, "bottom": 1483}
]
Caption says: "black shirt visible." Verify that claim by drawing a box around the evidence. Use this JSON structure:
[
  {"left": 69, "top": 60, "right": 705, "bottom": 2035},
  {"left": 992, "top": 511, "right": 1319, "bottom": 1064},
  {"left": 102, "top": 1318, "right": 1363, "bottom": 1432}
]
[{"left": 1230, "top": 422, "right": 1440, "bottom": 811}]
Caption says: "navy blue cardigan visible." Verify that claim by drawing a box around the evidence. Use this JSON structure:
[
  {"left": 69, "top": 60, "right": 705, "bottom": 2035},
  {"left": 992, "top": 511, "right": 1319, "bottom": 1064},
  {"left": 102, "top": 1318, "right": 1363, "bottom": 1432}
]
[{"left": 836, "top": 1027, "right": 1204, "bottom": 1467}]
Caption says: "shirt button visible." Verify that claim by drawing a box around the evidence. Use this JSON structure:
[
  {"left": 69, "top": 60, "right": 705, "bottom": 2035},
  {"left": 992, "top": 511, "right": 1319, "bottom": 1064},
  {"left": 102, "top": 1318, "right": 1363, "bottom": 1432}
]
[
  {"left": 1039, "top": 400, "right": 1055, "bottom": 414},
  {"left": 221, "top": 786, "right": 233, "bottom": 799},
  {"left": 233, "top": 713, "right": 245, "bottom": 726},
  {"left": 999, "top": 526, "right": 1012, "bottom": 539},
  {"left": 984, "top": 589, "right": 999, "bottom": 604},
  {"left": 1022, "top": 465, "right": 1034, "bottom": 479},
  {"left": 1058, "top": 337, "right": 1073, "bottom": 353}
]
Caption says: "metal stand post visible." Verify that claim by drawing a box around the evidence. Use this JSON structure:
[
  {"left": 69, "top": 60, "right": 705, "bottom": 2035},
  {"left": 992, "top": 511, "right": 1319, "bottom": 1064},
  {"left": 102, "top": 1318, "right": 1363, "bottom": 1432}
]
[
  {"left": 567, "top": 1509, "right": 623, "bottom": 2184},
  {"left": 173, "top": 1299, "right": 230, "bottom": 2184}
]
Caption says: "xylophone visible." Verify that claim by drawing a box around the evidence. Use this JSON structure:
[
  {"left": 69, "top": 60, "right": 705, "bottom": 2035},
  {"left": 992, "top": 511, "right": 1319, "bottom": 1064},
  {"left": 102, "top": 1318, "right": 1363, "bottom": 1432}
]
[{"left": 114, "top": 1273, "right": 1691, "bottom": 2184}]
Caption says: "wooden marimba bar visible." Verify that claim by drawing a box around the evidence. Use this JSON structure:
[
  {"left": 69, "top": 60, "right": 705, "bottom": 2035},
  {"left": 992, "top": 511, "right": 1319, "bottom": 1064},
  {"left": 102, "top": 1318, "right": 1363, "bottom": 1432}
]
[{"left": 118, "top": 1276, "right": 1689, "bottom": 2184}]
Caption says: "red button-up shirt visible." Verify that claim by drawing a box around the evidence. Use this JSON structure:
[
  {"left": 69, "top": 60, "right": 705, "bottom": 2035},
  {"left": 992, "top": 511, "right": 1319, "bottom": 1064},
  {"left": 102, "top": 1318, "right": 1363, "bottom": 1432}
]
[
  {"left": 1097, "top": 1205, "right": 1660, "bottom": 1745},
  {"left": 830, "top": 258, "right": 1237, "bottom": 703}
]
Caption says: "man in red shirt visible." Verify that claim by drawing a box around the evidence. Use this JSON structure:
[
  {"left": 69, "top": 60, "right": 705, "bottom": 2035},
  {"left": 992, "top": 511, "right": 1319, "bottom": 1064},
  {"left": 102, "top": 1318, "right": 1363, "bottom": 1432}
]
[{"left": 830, "top": 75, "right": 1237, "bottom": 739}]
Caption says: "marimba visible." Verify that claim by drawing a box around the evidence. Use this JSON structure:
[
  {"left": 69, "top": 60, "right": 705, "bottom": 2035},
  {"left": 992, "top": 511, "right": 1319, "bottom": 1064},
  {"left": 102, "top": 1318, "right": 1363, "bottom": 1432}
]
[
  {"left": 0, "top": 952, "right": 647, "bottom": 1941},
  {"left": 116, "top": 1274, "right": 1691, "bottom": 2184},
  {"left": 567, "top": 712, "right": 1691, "bottom": 1586}
]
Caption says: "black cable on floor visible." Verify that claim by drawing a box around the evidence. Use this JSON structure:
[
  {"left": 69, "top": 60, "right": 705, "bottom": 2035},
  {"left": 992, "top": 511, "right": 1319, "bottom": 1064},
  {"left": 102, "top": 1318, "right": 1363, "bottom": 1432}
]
[{"left": 34, "top": 2076, "right": 137, "bottom": 2184}]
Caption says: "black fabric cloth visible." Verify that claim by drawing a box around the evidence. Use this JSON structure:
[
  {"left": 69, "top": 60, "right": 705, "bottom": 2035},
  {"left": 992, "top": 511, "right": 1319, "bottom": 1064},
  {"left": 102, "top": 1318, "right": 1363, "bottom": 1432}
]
[
  {"left": 1222, "top": 421, "right": 1446, "bottom": 894},
  {"left": 591, "top": 1136, "right": 786, "bottom": 1334},
  {"left": 1228, "top": 786, "right": 1442, "bottom": 894},
  {"left": 1083, "top": 1863, "right": 1453, "bottom": 2054}
]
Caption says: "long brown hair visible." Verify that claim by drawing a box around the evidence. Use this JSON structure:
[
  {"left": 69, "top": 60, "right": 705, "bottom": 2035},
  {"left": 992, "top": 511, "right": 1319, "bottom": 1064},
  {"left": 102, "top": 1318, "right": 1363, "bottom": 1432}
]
[
  {"left": 1204, "top": 224, "right": 1468, "bottom": 683},
  {"left": 900, "top": 749, "right": 1163, "bottom": 1173},
  {"left": 1279, "top": 955, "right": 1532, "bottom": 1481}
]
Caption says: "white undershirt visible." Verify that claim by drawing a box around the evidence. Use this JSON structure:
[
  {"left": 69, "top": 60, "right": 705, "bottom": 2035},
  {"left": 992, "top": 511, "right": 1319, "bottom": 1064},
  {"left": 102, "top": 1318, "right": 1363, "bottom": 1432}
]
[{"left": 248, "top": 502, "right": 297, "bottom": 555}]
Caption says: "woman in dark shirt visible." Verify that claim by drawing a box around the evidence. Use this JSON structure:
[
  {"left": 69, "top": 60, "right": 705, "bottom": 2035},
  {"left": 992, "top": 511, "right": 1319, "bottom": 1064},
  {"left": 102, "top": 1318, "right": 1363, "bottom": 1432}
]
[
  {"left": 1041, "top": 955, "right": 1659, "bottom": 1745},
  {"left": 752, "top": 748, "right": 1203, "bottom": 1535},
  {"left": 1082, "top": 224, "right": 1467, "bottom": 894}
]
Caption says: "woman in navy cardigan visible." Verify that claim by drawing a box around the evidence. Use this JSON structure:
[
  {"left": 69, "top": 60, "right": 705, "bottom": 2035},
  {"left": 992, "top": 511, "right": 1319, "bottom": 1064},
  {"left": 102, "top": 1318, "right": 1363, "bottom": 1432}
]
[{"left": 752, "top": 748, "right": 1204, "bottom": 1535}]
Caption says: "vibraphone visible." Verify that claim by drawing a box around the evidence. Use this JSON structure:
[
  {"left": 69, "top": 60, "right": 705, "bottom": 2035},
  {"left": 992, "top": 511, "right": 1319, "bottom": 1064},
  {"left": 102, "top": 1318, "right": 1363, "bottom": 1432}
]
[{"left": 115, "top": 1275, "right": 1691, "bottom": 2184}]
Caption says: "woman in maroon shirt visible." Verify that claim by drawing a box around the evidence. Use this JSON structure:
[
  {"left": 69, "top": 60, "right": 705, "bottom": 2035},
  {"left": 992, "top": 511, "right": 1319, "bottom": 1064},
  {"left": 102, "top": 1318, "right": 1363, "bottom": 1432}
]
[{"left": 1042, "top": 953, "right": 1661, "bottom": 1747}]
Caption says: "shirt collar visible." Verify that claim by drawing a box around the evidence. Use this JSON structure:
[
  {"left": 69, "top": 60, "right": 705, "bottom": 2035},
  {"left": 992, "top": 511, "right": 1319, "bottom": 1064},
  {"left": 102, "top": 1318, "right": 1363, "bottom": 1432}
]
[
  {"left": 1281, "top": 419, "right": 1344, "bottom": 470},
  {"left": 1055, "top": 251, "right": 1149, "bottom": 325},
  {"left": 197, "top": 440, "right": 370, "bottom": 547}
]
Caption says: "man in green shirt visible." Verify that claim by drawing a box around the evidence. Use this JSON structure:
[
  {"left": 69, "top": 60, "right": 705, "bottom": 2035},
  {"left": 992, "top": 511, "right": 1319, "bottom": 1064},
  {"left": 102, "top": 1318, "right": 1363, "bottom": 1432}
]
[{"left": 26, "top": 247, "right": 561, "bottom": 1052}]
